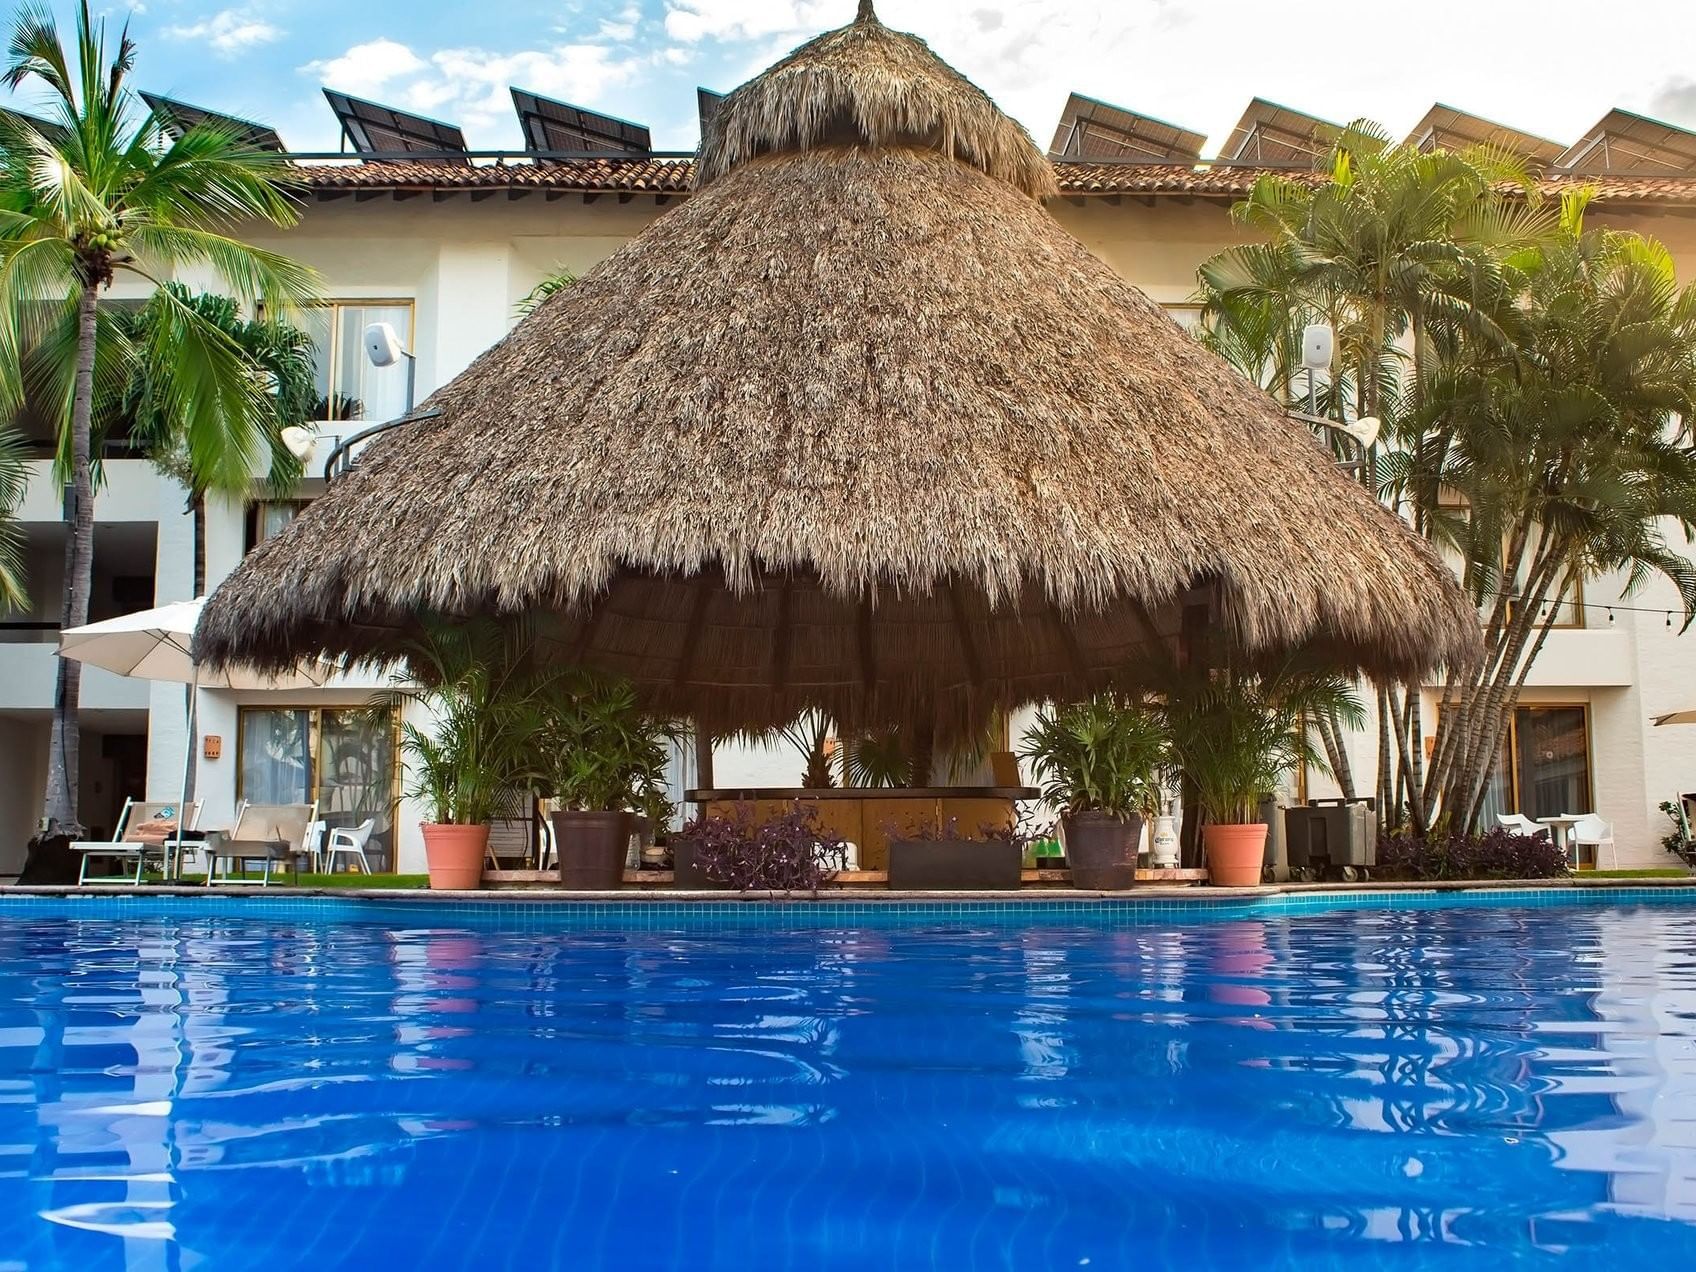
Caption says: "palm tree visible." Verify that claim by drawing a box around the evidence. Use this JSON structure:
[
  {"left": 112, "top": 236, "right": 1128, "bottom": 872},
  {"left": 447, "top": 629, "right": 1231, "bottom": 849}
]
[
  {"left": 1198, "top": 123, "right": 1547, "bottom": 827},
  {"left": 0, "top": 1, "right": 316, "bottom": 836},
  {"left": 123, "top": 284, "right": 318, "bottom": 594},
  {"left": 0, "top": 422, "right": 28, "bottom": 610},
  {"left": 1419, "top": 193, "right": 1696, "bottom": 830}
]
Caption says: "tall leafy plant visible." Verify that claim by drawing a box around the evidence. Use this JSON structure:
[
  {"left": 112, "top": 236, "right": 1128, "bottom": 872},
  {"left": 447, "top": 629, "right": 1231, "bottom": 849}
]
[
  {"left": 0, "top": 1, "right": 316, "bottom": 834},
  {"left": 538, "top": 673, "right": 680, "bottom": 812},
  {"left": 1020, "top": 696, "right": 1170, "bottom": 821},
  {"left": 1166, "top": 665, "right": 1364, "bottom": 825},
  {"left": 385, "top": 620, "right": 541, "bottom": 826}
]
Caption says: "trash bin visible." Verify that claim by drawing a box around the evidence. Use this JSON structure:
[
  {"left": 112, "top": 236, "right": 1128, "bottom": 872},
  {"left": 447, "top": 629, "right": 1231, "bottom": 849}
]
[{"left": 1284, "top": 797, "right": 1378, "bottom": 880}]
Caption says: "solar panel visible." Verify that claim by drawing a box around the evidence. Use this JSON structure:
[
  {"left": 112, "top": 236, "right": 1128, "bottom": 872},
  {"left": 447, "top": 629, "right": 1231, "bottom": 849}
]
[
  {"left": 512, "top": 88, "right": 650, "bottom": 156},
  {"left": 1404, "top": 104, "right": 1560, "bottom": 168},
  {"left": 0, "top": 105, "right": 68, "bottom": 146},
  {"left": 1219, "top": 98, "right": 1340, "bottom": 166},
  {"left": 1047, "top": 93, "right": 1204, "bottom": 162},
  {"left": 1554, "top": 108, "right": 1696, "bottom": 175},
  {"left": 697, "top": 88, "right": 724, "bottom": 138},
  {"left": 141, "top": 92, "right": 285, "bottom": 151},
  {"left": 323, "top": 89, "right": 469, "bottom": 163}
]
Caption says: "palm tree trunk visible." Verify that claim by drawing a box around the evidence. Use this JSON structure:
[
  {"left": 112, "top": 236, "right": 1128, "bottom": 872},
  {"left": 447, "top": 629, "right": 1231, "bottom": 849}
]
[{"left": 41, "top": 283, "right": 99, "bottom": 833}]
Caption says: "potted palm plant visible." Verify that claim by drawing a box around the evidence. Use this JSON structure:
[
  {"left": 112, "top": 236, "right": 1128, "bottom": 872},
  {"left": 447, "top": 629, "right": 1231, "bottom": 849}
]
[
  {"left": 1020, "top": 696, "right": 1169, "bottom": 890},
  {"left": 1167, "top": 666, "right": 1362, "bottom": 887},
  {"left": 539, "top": 675, "right": 679, "bottom": 889},
  {"left": 391, "top": 621, "right": 539, "bottom": 890}
]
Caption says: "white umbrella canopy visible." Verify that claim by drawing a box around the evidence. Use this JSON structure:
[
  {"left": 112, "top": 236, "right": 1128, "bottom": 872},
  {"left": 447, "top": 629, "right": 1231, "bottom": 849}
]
[
  {"left": 60, "top": 598, "right": 341, "bottom": 860},
  {"left": 1655, "top": 710, "right": 1696, "bottom": 726},
  {"left": 59, "top": 597, "right": 335, "bottom": 690}
]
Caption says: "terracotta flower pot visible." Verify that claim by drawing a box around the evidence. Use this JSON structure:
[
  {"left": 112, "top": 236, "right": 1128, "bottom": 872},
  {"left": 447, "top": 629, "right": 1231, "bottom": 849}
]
[
  {"left": 421, "top": 823, "right": 489, "bottom": 890},
  {"left": 1062, "top": 811, "right": 1143, "bottom": 890},
  {"left": 1204, "top": 823, "right": 1269, "bottom": 887},
  {"left": 551, "top": 810, "right": 632, "bottom": 890}
]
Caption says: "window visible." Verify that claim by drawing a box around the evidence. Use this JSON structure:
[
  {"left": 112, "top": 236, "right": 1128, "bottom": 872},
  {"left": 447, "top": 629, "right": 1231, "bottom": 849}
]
[
  {"left": 304, "top": 301, "right": 413, "bottom": 423},
  {"left": 1477, "top": 705, "right": 1592, "bottom": 824},
  {"left": 244, "top": 500, "right": 309, "bottom": 554},
  {"left": 238, "top": 706, "right": 399, "bottom": 868}
]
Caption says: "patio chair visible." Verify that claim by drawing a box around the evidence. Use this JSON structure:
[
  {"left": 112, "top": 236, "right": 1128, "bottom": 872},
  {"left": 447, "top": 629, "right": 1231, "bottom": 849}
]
[
  {"left": 322, "top": 818, "right": 377, "bottom": 875},
  {"left": 72, "top": 800, "right": 204, "bottom": 885},
  {"left": 205, "top": 801, "right": 319, "bottom": 886},
  {"left": 1570, "top": 813, "right": 1618, "bottom": 870},
  {"left": 1496, "top": 813, "right": 1550, "bottom": 839}
]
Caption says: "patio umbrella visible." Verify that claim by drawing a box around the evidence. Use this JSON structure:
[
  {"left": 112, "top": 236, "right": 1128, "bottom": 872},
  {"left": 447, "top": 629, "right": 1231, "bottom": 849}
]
[
  {"left": 61, "top": 597, "right": 337, "bottom": 821},
  {"left": 196, "top": 1, "right": 1479, "bottom": 744}
]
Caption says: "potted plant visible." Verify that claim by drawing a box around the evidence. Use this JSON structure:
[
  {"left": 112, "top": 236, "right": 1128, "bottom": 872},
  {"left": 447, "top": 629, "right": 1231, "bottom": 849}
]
[
  {"left": 538, "top": 674, "right": 679, "bottom": 889},
  {"left": 390, "top": 621, "right": 539, "bottom": 891},
  {"left": 1020, "top": 696, "right": 1169, "bottom": 890},
  {"left": 671, "top": 803, "right": 847, "bottom": 893},
  {"left": 1167, "top": 666, "right": 1361, "bottom": 887},
  {"left": 887, "top": 817, "right": 1025, "bottom": 889}
]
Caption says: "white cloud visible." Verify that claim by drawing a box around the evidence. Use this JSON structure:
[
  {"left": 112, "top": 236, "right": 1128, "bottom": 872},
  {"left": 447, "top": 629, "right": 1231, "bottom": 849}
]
[
  {"left": 167, "top": 8, "right": 281, "bottom": 56},
  {"left": 304, "top": 38, "right": 427, "bottom": 97},
  {"left": 663, "top": 1, "right": 837, "bottom": 44},
  {"left": 300, "top": 36, "right": 655, "bottom": 143},
  {"left": 598, "top": 3, "right": 642, "bottom": 42}
]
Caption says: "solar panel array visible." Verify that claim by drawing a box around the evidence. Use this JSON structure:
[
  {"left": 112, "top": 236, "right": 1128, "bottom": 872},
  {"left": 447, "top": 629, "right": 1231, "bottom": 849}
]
[
  {"left": 141, "top": 92, "right": 285, "bottom": 151},
  {"left": 1048, "top": 93, "right": 1204, "bottom": 162},
  {"left": 697, "top": 88, "right": 725, "bottom": 139},
  {"left": 1554, "top": 108, "right": 1696, "bottom": 175},
  {"left": 512, "top": 89, "right": 651, "bottom": 156},
  {"left": 1218, "top": 98, "right": 1341, "bottom": 166},
  {"left": 0, "top": 106, "right": 68, "bottom": 145},
  {"left": 1404, "top": 104, "right": 1561, "bottom": 169},
  {"left": 324, "top": 89, "right": 470, "bottom": 163}
]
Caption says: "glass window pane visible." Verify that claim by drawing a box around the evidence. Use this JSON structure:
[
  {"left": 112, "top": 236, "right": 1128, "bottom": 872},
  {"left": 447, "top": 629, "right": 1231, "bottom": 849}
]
[
  {"left": 239, "top": 710, "right": 313, "bottom": 805},
  {"left": 301, "top": 307, "right": 335, "bottom": 420},
  {"left": 318, "top": 708, "right": 397, "bottom": 867},
  {"left": 1514, "top": 707, "right": 1590, "bottom": 819},
  {"left": 334, "top": 304, "right": 411, "bottom": 423},
  {"left": 1477, "top": 730, "right": 1513, "bottom": 827}
]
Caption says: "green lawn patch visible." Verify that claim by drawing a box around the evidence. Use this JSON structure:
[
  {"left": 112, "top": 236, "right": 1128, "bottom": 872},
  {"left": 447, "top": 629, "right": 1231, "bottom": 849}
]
[{"left": 1582, "top": 868, "right": 1691, "bottom": 879}]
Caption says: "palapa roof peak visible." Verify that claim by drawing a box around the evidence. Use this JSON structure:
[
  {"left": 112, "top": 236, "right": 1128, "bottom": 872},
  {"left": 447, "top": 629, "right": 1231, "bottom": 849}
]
[{"left": 695, "top": 1, "right": 1057, "bottom": 200}]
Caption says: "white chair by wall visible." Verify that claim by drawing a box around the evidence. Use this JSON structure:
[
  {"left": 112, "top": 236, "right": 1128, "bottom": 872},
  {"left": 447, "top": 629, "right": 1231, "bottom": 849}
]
[
  {"left": 1496, "top": 813, "right": 1549, "bottom": 839},
  {"left": 303, "top": 820, "right": 328, "bottom": 873},
  {"left": 322, "top": 819, "right": 377, "bottom": 875},
  {"left": 1571, "top": 813, "right": 1617, "bottom": 870}
]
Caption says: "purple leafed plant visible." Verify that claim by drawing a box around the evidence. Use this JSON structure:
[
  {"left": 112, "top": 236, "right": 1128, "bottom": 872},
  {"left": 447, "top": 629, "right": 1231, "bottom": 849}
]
[
  {"left": 1376, "top": 828, "right": 1570, "bottom": 881},
  {"left": 673, "top": 803, "right": 847, "bottom": 892}
]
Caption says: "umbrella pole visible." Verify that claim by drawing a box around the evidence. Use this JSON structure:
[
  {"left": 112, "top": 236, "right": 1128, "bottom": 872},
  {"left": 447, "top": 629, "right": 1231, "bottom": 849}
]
[{"left": 177, "top": 670, "right": 198, "bottom": 879}]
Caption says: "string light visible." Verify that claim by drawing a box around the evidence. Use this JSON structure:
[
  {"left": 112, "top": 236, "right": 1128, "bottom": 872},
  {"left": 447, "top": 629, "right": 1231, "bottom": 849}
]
[{"left": 1478, "top": 590, "right": 1685, "bottom": 628}]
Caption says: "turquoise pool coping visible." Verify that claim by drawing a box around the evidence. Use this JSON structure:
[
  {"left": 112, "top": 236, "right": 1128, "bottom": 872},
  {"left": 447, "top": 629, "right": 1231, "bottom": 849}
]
[{"left": 3, "top": 879, "right": 1695, "bottom": 928}]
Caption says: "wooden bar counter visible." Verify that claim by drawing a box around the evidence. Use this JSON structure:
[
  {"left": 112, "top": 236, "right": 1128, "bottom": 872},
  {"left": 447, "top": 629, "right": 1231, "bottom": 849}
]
[{"left": 687, "top": 787, "right": 1039, "bottom": 870}]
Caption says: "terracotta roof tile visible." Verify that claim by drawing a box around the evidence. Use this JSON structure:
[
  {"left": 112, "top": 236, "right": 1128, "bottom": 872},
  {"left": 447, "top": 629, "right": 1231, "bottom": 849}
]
[{"left": 292, "top": 158, "right": 1696, "bottom": 205}]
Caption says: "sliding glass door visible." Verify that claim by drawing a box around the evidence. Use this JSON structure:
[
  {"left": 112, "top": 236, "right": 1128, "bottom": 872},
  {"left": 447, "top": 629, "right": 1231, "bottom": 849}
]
[{"left": 238, "top": 707, "right": 398, "bottom": 867}]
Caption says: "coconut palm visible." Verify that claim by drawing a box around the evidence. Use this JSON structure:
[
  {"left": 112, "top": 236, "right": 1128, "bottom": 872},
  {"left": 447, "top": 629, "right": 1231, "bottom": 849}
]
[
  {"left": 0, "top": 1, "right": 315, "bottom": 834},
  {"left": 0, "top": 422, "right": 27, "bottom": 610}
]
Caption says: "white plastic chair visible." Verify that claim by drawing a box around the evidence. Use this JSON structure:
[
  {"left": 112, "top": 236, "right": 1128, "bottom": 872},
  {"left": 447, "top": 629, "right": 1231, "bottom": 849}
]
[
  {"left": 1570, "top": 813, "right": 1617, "bottom": 870},
  {"left": 303, "top": 820, "right": 328, "bottom": 873},
  {"left": 1496, "top": 813, "right": 1550, "bottom": 839},
  {"left": 322, "top": 819, "right": 377, "bottom": 875}
]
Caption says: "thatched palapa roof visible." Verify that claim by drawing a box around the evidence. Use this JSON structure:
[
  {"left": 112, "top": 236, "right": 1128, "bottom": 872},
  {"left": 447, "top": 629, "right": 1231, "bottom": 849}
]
[{"left": 197, "top": 1, "right": 1479, "bottom": 740}]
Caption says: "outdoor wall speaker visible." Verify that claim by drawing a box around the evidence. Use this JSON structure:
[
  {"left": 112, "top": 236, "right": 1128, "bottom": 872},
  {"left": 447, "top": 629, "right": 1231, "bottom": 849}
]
[
  {"left": 364, "top": 321, "right": 404, "bottom": 368},
  {"left": 1343, "top": 416, "right": 1382, "bottom": 449},
  {"left": 1301, "top": 323, "right": 1334, "bottom": 371}
]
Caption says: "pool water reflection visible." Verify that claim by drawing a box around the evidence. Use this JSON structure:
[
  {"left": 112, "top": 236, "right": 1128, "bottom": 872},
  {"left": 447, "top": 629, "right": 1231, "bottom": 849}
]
[{"left": 2, "top": 905, "right": 1696, "bottom": 1268}]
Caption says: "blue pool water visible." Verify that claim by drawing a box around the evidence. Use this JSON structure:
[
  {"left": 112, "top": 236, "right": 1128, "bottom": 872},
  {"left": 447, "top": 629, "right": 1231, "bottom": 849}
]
[{"left": 3, "top": 899, "right": 1696, "bottom": 1268}]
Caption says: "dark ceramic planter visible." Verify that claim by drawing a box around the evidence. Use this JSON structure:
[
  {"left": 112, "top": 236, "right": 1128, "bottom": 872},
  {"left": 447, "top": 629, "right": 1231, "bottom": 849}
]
[
  {"left": 888, "top": 839, "right": 1022, "bottom": 890},
  {"left": 551, "top": 809, "right": 631, "bottom": 890},
  {"left": 1061, "top": 812, "right": 1143, "bottom": 890},
  {"left": 670, "top": 840, "right": 730, "bottom": 890}
]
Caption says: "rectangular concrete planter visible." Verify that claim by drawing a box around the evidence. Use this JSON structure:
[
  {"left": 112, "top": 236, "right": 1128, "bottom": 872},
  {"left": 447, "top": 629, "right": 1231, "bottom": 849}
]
[{"left": 888, "top": 839, "right": 1022, "bottom": 890}]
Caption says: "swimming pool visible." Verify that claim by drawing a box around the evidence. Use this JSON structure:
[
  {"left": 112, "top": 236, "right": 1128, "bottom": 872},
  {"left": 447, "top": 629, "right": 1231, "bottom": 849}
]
[{"left": 3, "top": 895, "right": 1695, "bottom": 1268}]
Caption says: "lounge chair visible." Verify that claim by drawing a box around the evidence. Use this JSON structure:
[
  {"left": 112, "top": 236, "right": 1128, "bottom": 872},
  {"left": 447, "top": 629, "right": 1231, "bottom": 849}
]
[
  {"left": 73, "top": 800, "right": 204, "bottom": 885},
  {"left": 204, "top": 801, "right": 319, "bottom": 886}
]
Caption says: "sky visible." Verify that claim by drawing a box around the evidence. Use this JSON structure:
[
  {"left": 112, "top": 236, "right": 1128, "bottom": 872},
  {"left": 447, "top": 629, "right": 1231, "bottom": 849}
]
[{"left": 5, "top": 0, "right": 1696, "bottom": 158}]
